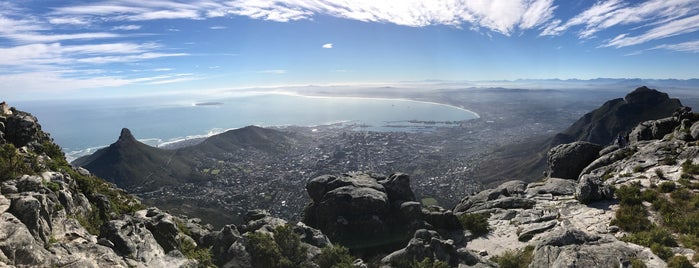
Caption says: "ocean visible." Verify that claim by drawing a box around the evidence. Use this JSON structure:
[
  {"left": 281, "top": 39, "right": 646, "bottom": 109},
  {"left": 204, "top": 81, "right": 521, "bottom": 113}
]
[{"left": 13, "top": 93, "right": 478, "bottom": 161}]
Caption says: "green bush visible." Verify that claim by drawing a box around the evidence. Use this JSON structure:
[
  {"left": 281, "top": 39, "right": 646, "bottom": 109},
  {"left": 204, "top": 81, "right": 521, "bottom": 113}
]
[
  {"left": 44, "top": 181, "right": 61, "bottom": 192},
  {"left": 633, "top": 165, "right": 645, "bottom": 173},
  {"left": 662, "top": 157, "right": 678, "bottom": 166},
  {"left": 629, "top": 258, "right": 647, "bottom": 268},
  {"left": 622, "top": 227, "right": 676, "bottom": 248},
  {"left": 671, "top": 188, "right": 692, "bottom": 202},
  {"left": 641, "top": 189, "right": 659, "bottom": 203},
  {"left": 682, "top": 160, "right": 699, "bottom": 175},
  {"left": 315, "top": 245, "right": 354, "bottom": 268},
  {"left": 178, "top": 236, "right": 213, "bottom": 268},
  {"left": 667, "top": 255, "right": 693, "bottom": 268},
  {"left": 659, "top": 181, "right": 676, "bottom": 193},
  {"left": 491, "top": 245, "right": 534, "bottom": 268},
  {"left": 0, "top": 144, "right": 31, "bottom": 180},
  {"left": 650, "top": 243, "right": 673, "bottom": 261},
  {"left": 458, "top": 213, "right": 490, "bottom": 236},
  {"left": 245, "top": 224, "right": 312, "bottom": 268},
  {"left": 613, "top": 183, "right": 653, "bottom": 233},
  {"left": 391, "top": 257, "right": 450, "bottom": 268}
]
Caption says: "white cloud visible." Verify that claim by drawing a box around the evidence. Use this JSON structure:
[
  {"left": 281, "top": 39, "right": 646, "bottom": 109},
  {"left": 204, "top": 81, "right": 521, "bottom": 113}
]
[
  {"left": 259, "top": 69, "right": 287, "bottom": 74},
  {"left": 322, "top": 43, "right": 333, "bottom": 49},
  {"left": 605, "top": 14, "right": 699, "bottom": 48},
  {"left": 112, "top": 24, "right": 142, "bottom": 31},
  {"left": 48, "top": 17, "right": 90, "bottom": 25},
  {"left": 46, "top": 0, "right": 558, "bottom": 36},
  {"left": 210, "top": 25, "right": 227, "bottom": 30},
  {"left": 654, "top": 40, "right": 699, "bottom": 52},
  {"left": 541, "top": 0, "right": 699, "bottom": 45},
  {"left": 0, "top": 71, "right": 134, "bottom": 92}
]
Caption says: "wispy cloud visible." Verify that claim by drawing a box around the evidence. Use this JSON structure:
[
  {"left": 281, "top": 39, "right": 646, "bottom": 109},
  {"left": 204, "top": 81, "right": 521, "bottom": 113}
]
[
  {"left": 604, "top": 14, "right": 699, "bottom": 48},
  {"left": 112, "top": 24, "right": 142, "bottom": 31},
  {"left": 541, "top": 0, "right": 699, "bottom": 47},
  {"left": 653, "top": 40, "right": 699, "bottom": 53},
  {"left": 322, "top": 43, "right": 333, "bottom": 49},
  {"left": 259, "top": 69, "right": 287, "bottom": 74},
  {"left": 210, "top": 25, "right": 227, "bottom": 30}
]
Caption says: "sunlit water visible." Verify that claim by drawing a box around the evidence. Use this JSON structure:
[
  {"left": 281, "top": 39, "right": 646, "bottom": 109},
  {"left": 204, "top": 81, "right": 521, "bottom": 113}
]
[{"left": 14, "top": 93, "right": 478, "bottom": 161}]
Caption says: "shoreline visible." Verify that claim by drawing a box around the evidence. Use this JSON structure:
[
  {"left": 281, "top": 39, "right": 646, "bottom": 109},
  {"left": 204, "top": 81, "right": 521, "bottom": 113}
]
[
  {"left": 65, "top": 93, "right": 479, "bottom": 162},
  {"left": 267, "top": 91, "right": 481, "bottom": 119}
]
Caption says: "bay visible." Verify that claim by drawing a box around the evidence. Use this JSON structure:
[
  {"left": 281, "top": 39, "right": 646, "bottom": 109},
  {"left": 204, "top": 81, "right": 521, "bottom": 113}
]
[{"left": 14, "top": 93, "right": 478, "bottom": 160}]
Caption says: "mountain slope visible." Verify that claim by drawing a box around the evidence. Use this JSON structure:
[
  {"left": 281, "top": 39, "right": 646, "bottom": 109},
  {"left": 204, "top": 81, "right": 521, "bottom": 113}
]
[
  {"left": 73, "top": 128, "right": 199, "bottom": 191},
  {"left": 474, "top": 86, "right": 685, "bottom": 185},
  {"left": 72, "top": 125, "right": 300, "bottom": 192},
  {"left": 554, "top": 86, "right": 683, "bottom": 145}
]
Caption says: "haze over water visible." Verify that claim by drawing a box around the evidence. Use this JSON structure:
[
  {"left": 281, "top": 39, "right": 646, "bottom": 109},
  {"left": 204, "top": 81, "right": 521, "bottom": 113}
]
[{"left": 15, "top": 94, "right": 478, "bottom": 160}]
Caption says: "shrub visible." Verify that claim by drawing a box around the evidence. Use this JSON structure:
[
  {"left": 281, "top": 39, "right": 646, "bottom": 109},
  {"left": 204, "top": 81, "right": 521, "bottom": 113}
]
[
  {"left": 0, "top": 144, "right": 31, "bottom": 180},
  {"left": 245, "top": 224, "right": 312, "bottom": 268},
  {"left": 629, "top": 258, "right": 647, "bottom": 268},
  {"left": 458, "top": 213, "right": 490, "bottom": 236},
  {"left": 659, "top": 181, "right": 676, "bottom": 193},
  {"left": 44, "top": 181, "right": 61, "bottom": 192},
  {"left": 671, "top": 188, "right": 692, "bottom": 202},
  {"left": 613, "top": 183, "right": 652, "bottom": 232},
  {"left": 391, "top": 257, "right": 450, "bottom": 268},
  {"left": 650, "top": 243, "right": 673, "bottom": 261},
  {"left": 667, "top": 255, "right": 693, "bottom": 268},
  {"left": 655, "top": 169, "right": 665, "bottom": 179},
  {"left": 641, "top": 189, "right": 659, "bottom": 203},
  {"left": 633, "top": 165, "right": 645, "bottom": 173},
  {"left": 315, "top": 245, "right": 355, "bottom": 268},
  {"left": 246, "top": 231, "right": 283, "bottom": 268},
  {"left": 178, "top": 236, "right": 213, "bottom": 268},
  {"left": 682, "top": 160, "right": 699, "bottom": 175},
  {"left": 622, "top": 227, "right": 676, "bottom": 248},
  {"left": 662, "top": 157, "right": 678, "bottom": 166},
  {"left": 491, "top": 245, "right": 534, "bottom": 268}
]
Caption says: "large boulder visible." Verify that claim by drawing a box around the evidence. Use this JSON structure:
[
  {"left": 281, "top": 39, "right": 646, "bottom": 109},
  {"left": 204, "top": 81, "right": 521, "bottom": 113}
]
[
  {"left": 0, "top": 212, "right": 51, "bottom": 266},
  {"left": 382, "top": 229, "right": 494, "bottom": 267},
  {"left": 302, "top": 172, "right": 420, "bottom": 249},
  {"left": 530, "top": 228, "right": 664, "bottom": 268},
  {"left": 575, "top": 174, "right": 614, "bottom": 204},
  {"left": 628, "top": 117, "right": 679, "bottom": 144},
  {"left": 454, "top": 180, "right": 529, "bottom": 213},
  {"left": 99, "top": 217, "right": 172, "bottom": 266},
  {"left": 547, "top": 141, "right": 603, "bottom": 180},
  {"left": 8, "top": 195, "right": 52, "bottom": 245}
]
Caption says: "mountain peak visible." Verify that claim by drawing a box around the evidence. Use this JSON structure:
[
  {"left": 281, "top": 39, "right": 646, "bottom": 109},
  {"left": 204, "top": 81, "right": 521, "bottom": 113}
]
[
  {"left": 624, "top": 86, "right": 669, "bottom": 105},
  {"left": 118, "top": 128, "right": 136, "bottom": 143}
]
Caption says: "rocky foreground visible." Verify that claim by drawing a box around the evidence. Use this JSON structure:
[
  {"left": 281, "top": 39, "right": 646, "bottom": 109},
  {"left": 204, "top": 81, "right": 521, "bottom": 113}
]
[{"left": 4, "top": 88, "right": 699, "bottom": 267}]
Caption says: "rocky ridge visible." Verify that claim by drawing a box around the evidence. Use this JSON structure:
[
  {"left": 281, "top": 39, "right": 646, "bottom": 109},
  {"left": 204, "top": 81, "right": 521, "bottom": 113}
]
[{"left": 0, "top": 105, "right": 337, "bottom": 267}]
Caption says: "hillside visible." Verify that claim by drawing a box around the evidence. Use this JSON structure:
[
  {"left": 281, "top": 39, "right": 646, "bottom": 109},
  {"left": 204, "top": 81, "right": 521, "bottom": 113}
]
[
  {"left": 72, "top": 128, "right": 199, "bottom": 191},
  {"left": 474, "top": 86, "right": 685, "bottom": 185},
  {"left": 72, "top": 125, "right": 300, "bottom": 192}
]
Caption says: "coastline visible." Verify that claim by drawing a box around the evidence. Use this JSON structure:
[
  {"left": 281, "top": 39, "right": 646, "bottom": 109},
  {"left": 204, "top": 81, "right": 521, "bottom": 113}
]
[
  {"left": 268, "top": 91, "right": 481, "bottom": 119},
  {"left": 64, "top": 93, "right": 479, "bottom": 162}
]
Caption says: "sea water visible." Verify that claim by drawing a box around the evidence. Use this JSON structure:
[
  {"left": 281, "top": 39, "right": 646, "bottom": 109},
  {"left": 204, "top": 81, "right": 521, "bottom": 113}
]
[{"left": 14, "top": 93, "right": 478, "bottom": 160}]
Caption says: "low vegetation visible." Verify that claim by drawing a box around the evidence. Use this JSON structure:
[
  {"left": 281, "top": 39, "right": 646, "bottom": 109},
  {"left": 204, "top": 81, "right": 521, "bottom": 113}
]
[
  {"left": 491, "top": 245, "right": 534, "bottom": 268},
  {"left": 390, "top": 257, "right": 450, "bottom": 268},
  {"left": 458, "top": 212, "right": 490, "bottom": 236},
  {"left": 0, "top": 144, "right": 32, "bottom": 181}
]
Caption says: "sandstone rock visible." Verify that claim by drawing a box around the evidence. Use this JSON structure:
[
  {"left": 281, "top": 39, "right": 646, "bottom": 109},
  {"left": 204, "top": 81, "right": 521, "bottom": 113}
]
[
  {"left": 629, "top": 117, "right": 679, "bottom": 144},
  {"left": 294, "top": 222, "right": 332, "bottom": 249},
  {"left": 454, "top": 180, "right": 527, "bottom": 213},
  {"left": 0, "top": 212, "right": 51, "bottom": 266},
  {"left": 575, "top": 174, "right": 614, "bottom": 204},
  {"left": 530, "top": 228, "right": 663, "bottom": 268},
  {"left": 525, "top": 178, "right": 576, "bottom": 197},
  {"left": 547, "top": 141, "right": 603, "bottom": 180},
  {"left": 202, "top": 224, "right": 250, "bottom": 268},
  {"left": 303, "top": 172, "right": 418, "bottom": 248},
  {"left": 518, "top": 221, "right": 557, "bottom": 242},
  {"left": 9, "top": 195, "right": 52, "bottom": 245},
  {"left": 98, "top": 218, "right": 169, "bottom": 265},
  {"left": 139, "top": 208, "right": 181, "bottom": 253},
  {"left": 691, "top": 121, "right": 699, "bottom": 140}
]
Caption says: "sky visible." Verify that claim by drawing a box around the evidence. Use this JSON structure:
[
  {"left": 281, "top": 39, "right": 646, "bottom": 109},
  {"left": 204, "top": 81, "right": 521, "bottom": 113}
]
[{"left": 2, "top": 0, "right": 699, "bottom": 101}]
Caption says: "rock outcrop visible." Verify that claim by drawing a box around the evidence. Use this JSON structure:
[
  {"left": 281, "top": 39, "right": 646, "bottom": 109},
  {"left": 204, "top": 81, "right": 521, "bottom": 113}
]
[
  {"left": 547, "top": 141, "right": 603, "bottom": 180},
  {"left": 553, "top": 86, "right": 683, "bottom": 146},
  {"left": 303, "top": 172, "right": 424, "bottom": 249}
]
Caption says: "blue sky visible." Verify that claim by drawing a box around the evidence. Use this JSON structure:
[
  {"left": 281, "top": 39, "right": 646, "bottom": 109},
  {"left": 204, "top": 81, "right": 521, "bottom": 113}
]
[{"left": 2, "top": 0, "right": 699, "bottom": 101}]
